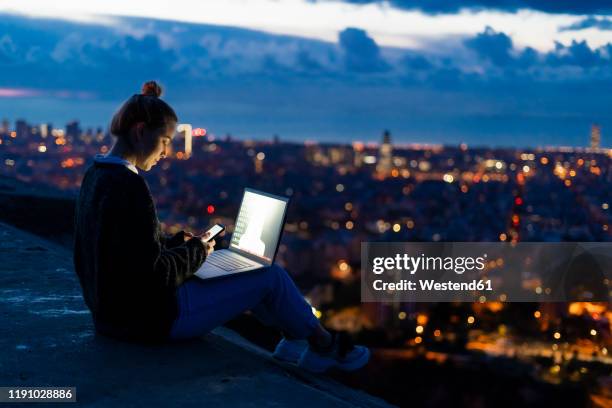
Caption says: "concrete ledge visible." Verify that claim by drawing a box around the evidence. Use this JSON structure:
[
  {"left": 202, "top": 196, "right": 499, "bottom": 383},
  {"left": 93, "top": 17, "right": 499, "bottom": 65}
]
[{"left": 0, "top": 222, "right": 392, "bottom": 407}]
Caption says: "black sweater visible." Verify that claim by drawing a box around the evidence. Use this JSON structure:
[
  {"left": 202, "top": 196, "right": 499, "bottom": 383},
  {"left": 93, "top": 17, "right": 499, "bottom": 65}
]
[{"left": 73, "top": 162, "right": 206, "bottom": 341}]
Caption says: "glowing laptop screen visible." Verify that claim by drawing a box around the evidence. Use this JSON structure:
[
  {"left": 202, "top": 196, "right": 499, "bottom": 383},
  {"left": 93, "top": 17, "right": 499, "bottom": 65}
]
[{"left": 230, "top": 190, "right": 288, "bottom": 263}]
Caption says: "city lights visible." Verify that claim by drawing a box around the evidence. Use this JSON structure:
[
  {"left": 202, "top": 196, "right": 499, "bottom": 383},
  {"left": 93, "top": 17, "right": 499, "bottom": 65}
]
[
  {"left": 192, "top": 128, "right": 206, "bottom": 137},
  {"left": 416, "top": 314, "right": 428, "bottom": 326},
  {"left": 1, "top": 117, "right": 610, "bottom": 400}
]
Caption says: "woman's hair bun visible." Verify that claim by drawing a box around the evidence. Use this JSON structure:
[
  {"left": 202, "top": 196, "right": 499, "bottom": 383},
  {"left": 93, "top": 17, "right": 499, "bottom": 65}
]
[{"left": 141, "top": 80, "right": 163, "bottom": 97}]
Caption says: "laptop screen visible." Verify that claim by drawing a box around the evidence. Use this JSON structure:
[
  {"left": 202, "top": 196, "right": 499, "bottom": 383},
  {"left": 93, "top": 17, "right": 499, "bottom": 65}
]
[{"left": 230, "top": 189, "right": 288, "bottom": 264}]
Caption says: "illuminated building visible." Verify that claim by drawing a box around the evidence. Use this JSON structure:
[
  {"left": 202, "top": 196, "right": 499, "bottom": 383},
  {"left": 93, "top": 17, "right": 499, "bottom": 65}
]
[
  {"left": 254, "top": 151, "right": 264, "bottom": 174},
  {"left": 39, "top": 123, "right": 51, "bottom": 139},
  {"left": 591, "top": 124, "right": 601, "bottom": 150},
  {"left": 376, "top": 130, "right": 393, "bottom": 177},
  {"left": 95, "top": 127, "right": 105, "bottom": 143},
  {"left": 329, "top": 147, "right": 348, "bottom": 165},
  {"left": 352, "top": 141, "right": 365, "bottom": 167},
  {"left": 1, "top": 118, "right": 10, "bottom": 135},
  {"left": 176, "top": 123, "right": 192, "bottom": 159}
]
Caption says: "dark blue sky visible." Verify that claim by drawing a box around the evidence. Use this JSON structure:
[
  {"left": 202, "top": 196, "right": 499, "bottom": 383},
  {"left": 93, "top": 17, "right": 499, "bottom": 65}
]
[{"left": 0, "top": 10, "right": 610, "bottom": 148}]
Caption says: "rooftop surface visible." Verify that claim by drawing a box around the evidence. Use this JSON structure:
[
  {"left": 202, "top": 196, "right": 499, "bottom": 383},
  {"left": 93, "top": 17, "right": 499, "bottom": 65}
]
[{"left": 0, "top": 222, "right": 391, "bottom": 407}]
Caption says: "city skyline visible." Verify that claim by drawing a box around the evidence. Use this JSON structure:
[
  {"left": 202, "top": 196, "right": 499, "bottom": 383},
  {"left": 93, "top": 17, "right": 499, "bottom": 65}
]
[{"left": 0, "top": 116, "right": 609, "bottom": 150}]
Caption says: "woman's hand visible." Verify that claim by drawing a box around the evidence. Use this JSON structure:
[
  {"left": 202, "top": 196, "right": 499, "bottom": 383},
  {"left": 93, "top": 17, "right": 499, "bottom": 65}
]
[
  {"left": 193, "top": 231, "right": 215, "bottom": 255},
  {"left": 204, "top": 239, "right": 216, "bottom": 256},
  {"left": 183, "top": 231, "right": 215, "bottom": 255}
]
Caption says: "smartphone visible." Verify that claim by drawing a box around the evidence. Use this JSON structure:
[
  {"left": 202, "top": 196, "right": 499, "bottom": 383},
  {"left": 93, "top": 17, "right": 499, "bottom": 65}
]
[{"left": 202, "top": 223, "right": 225, "bottom": 242}]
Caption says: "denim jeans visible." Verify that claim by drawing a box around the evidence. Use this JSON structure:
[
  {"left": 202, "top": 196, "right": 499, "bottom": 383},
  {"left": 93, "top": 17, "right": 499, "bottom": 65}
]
[{"left": 170, "top": 264, "right": 319, "bottom": 340}]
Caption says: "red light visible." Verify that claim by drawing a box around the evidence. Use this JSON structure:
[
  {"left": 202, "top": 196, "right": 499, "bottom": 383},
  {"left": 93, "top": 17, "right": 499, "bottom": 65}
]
[
  {"left": 207, "top": 205, "right": 215, "bottom": 214},
  {"left": 515, "top": 197, "right": 523, "bottom": 206},
  {"left": 192, "top": 128, "right": 207, "bottom": 137}
]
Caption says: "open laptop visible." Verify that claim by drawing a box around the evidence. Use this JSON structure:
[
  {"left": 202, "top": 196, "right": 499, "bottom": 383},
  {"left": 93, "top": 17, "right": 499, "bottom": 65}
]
[{"left": 195, "top": 188, "right": 289, "bottom": 280}]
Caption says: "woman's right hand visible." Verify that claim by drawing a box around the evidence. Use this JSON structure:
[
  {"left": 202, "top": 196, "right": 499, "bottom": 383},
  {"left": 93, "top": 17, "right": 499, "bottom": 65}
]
[
  {"left": 201, "top": 237, "right": 215, "bottom": 256},
  {"left": 206, "top": 239, "right": 215, "bottom": 255},
  {"left": 197, "top": 231, "right": 216, "bottom": 255}
]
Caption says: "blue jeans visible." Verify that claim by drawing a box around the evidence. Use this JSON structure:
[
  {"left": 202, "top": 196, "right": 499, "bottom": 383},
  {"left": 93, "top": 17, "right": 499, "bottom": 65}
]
[{"left": 170, "top": 264, "right": 319, "bottom": 340}]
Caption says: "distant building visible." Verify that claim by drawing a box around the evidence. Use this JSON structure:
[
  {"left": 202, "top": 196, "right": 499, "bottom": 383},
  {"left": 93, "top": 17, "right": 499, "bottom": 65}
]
[
  {"left": 591, "top": 124, "right": 601, "bottom": 150},
  {"left": 376, "top": 130, "right": 393, "bottom": 176},
  {"left": 39, "top": 123, "right": 51, "bottom": 139},
  {"left": 175, "top": 123, "right": 192, "bottom": 159},
  {"left": 95, "top": 127, "right": 105, "bottom": 143},
  {"left": 16, "top": 119, "right": 29, "bottom": 139},
  {"left": 352, "top": 141, "right": 365, "bottom": 168},
  {"left": 66, "top": 120, "right": 81, "bottom": 142},
  {"left": 0, "top": 118, "right": 9, "bottom": 135},
  {"left": 329, "top": 147, "right": 348, "bottom": 165}
]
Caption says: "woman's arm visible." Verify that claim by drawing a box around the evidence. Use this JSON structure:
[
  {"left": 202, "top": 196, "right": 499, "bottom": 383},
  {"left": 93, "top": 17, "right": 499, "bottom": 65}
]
[
  {"left": 110, "top": 176, "right": 207, "bottom": 288},
  {"left": 160, "top": 230, "right": 189, "bottom": 249}
]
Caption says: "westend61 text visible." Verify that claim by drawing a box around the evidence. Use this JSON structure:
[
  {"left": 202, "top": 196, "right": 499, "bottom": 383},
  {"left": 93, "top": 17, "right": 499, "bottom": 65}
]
[{"left": 373, "top": 279, "right": 493, "bottom": 292}]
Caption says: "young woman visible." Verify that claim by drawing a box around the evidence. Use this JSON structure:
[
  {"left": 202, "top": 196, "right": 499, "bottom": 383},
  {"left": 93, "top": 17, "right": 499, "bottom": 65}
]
[{"left": 73, "top": 81, "right": 369, "bottom": 373}]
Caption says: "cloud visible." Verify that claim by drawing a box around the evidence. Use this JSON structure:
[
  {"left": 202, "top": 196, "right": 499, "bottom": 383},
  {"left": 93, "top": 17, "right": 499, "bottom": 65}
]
[
  {"left": 319, "top": 0, "right": 612, "bottom": 15},
  {"left": 402, "top": 54, "right": 433, "bottom": 70},
  {"left": 462, "top": 27, "right": 540, "bottom": 70},
  {"left": 464, "top": 26, "right": 514, "bottom": 66},
  {"left": 0, "top": 87, "right": 94, "bottom": 98},
  {"left": 462, "top": 26, "right": 612, "bottom": 73},
  {"left": 0, "top": 13, "right": 611, "bottom": 147},
  {"left": 560, "top": 16, "right": 612, "bottom": 32},
  {"left": 0, "top": 35, "right": 18, "bottom": 63},
  {"left": 545, "top": 40, "right": 610, "bottom": 68},
  {"left": 0, "top": 87, "right": 41, "bottom": 97},
  {"left": 338, "top": 27, "right": 390, "bottom": 72}
]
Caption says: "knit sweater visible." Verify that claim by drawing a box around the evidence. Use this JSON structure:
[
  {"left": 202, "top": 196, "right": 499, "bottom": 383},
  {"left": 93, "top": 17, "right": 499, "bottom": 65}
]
[{"left": 73, "top": 161, "right": 206, "bottom": 341}]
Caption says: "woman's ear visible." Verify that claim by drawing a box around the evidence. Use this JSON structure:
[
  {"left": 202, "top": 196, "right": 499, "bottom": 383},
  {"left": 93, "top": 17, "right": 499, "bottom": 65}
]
[{"left": 134, "top": 122, "right": 145, "bottom": 141}]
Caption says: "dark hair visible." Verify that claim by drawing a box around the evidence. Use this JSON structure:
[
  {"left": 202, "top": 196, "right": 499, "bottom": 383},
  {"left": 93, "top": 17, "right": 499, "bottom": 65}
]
[{"left": 110, "top": 80, "right": 178, "bottom": 139}]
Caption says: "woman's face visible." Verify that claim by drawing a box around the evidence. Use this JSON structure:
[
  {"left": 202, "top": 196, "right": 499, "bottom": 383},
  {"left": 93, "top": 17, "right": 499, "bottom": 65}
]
[{"left": 132, "top": 121, "right": 176, "bottom": 171}]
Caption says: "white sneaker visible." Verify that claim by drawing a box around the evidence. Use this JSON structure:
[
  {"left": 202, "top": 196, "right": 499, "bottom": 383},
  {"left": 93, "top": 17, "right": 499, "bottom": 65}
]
[
  {"left": 272, "top": 338, "right": 308, "bottom": 363},
  {"left": 297, "top": 332, "right": 370, "bottom": 373}
]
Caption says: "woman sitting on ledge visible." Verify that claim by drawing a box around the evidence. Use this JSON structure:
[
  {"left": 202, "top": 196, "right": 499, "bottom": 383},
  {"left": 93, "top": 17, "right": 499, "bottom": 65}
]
[{"left": 73, "top": 80, "right": 369, "bottom": 373}]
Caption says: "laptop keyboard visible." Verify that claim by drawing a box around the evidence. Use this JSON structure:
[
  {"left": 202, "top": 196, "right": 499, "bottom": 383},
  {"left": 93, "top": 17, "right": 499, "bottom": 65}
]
[{"left": 206, "top": 251, "right": 256, "bottom": 271}]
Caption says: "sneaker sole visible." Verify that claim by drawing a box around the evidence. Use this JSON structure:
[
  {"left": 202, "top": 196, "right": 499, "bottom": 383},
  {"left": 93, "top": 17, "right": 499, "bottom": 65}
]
[
  {"left": 298, "top": 347, "right": 370, "bottom": 373},
  {"left": 272, "top": 351, "right": 302, "bottom": 363},
  {"left": 336, "top": 347, "right": 370, "bottom": 371}
]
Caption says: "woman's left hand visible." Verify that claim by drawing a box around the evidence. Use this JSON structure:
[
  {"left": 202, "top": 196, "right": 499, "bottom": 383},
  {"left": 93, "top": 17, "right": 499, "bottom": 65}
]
[{"left": 183, "top": 231, "right": 195, "bottom": 242}]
